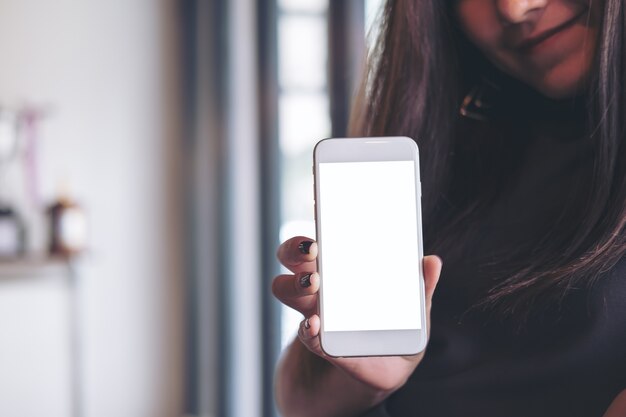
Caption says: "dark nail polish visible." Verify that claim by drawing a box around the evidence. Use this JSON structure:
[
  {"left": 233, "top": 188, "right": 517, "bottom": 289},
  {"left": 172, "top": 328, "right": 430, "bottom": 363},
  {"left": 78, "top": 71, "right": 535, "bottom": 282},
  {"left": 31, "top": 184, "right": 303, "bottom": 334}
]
[
  {"left": 300, "top": 273, "right": 312, "bottom": 288},
  {"left": 304, "top": 318, "right": 311, "bottom": 329},
  {"left": 298, "top": 240, "right": 313, "bottom": 254}
]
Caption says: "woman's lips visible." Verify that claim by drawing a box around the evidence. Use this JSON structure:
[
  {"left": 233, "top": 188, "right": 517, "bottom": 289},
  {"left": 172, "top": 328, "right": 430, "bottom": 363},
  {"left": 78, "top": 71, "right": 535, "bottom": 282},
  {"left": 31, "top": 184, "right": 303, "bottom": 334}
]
[{"left": 515, "top": 9, "right": 588, "bottom": 53}]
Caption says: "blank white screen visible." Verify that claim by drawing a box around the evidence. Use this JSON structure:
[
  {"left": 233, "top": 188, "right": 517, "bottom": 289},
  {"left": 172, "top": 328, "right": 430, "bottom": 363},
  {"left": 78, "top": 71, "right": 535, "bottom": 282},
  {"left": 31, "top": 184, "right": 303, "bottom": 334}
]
[{"left": 318, "top": 161, "right": 422, "bottom": 332}]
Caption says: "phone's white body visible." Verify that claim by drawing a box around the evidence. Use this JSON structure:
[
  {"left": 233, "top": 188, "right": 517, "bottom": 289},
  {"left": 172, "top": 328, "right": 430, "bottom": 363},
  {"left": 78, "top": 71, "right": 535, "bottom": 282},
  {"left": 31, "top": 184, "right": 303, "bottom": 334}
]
[{"left": 314, "top": 136, "right": 428, "bottom": 357}]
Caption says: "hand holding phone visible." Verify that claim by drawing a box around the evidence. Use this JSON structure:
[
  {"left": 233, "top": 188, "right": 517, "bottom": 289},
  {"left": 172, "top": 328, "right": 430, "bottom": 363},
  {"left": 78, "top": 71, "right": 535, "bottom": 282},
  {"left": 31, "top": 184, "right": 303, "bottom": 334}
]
[
  {"left": 272, "top": 137, "right": 442, "bottom": 407},
  {"left": 273, "top": 236, "right": 442, "bottom": 393}
]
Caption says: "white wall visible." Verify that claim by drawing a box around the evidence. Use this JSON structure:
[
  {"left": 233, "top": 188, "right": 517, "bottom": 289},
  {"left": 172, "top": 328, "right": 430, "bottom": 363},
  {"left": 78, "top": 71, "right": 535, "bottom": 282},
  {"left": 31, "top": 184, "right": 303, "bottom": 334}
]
[
  {"left": 0, "top": 264, "right": 73, "bottom": 416},
  {"left": 0, "top": 1, "right": 184, "bottom": 416}
]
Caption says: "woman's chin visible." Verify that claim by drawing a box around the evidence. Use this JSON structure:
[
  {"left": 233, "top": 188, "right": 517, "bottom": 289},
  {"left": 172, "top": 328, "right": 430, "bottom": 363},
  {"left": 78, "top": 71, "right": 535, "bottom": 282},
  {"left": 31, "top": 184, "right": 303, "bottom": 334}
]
[{"left": 526, "top": 55, "right": 593, "bottom": 99}]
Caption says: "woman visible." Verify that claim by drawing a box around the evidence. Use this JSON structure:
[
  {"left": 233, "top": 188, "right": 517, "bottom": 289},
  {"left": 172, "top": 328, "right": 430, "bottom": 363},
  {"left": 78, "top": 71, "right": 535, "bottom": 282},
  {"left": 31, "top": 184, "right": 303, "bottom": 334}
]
[{"left": 272, "top": 0, "right": 626, "bottom": 416}]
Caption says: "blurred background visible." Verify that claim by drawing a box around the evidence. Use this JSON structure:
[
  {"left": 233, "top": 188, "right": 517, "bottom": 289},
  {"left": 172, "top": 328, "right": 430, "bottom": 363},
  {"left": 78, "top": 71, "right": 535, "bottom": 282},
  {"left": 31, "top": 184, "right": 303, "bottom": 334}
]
[{"left": 0, "top": 0, "right": 382, "bottom": 416}]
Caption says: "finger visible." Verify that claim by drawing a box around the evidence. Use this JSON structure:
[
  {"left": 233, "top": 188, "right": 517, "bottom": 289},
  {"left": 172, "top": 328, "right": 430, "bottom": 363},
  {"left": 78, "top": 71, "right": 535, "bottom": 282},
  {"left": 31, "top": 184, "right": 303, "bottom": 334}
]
[
  {"left": 276, "top": 236, "right": 318, "bottom": 274},
  {"left": 272, "top": 271, "right": 320, "bottom": 299},
  {"left": 423, "top": 255, "right": 443, "bottom": 303},
  {"left": 272, "top": 272, "right": 320, "bottom": 315},
  {"left": 297, "top": 314, "right": 325, "bottom": 357},
  {"left": 423, "top": 255, "right": 442, "bottom": 340}
]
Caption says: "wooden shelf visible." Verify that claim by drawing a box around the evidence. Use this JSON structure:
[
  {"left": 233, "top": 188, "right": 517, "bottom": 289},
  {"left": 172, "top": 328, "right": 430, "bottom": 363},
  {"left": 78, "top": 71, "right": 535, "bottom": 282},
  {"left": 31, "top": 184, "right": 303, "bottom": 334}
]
[{"left": 0, "top": 257, "right": 70, "bottom": 279}]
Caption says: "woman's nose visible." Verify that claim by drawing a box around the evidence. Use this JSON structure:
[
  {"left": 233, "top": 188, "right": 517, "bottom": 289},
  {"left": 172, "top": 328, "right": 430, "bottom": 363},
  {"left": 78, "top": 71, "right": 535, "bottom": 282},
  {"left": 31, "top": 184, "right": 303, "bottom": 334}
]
[{"left": 496, "top": 0, "right": 548, "bottom": 24}]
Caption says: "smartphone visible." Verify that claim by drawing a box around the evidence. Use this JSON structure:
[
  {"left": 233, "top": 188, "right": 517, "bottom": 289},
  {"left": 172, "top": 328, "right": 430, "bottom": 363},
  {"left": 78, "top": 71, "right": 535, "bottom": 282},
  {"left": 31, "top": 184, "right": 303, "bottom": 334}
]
[{"left": 313, "top": 136, "right": 427, "bottom": 357}]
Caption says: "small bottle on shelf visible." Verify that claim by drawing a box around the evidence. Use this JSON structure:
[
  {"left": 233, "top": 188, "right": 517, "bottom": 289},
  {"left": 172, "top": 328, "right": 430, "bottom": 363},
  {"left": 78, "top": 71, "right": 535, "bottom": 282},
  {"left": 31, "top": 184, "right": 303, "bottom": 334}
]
[{"left": 47, "top": 191, "right": 87, "bottom": 258}]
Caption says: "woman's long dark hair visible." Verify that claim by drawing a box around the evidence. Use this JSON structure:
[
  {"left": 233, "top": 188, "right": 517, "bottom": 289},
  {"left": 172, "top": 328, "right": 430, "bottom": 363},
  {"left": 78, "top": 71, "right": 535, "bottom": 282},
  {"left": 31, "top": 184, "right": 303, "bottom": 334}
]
[{"left": 351, "top": 0, "right": 626, "bottom": 317}]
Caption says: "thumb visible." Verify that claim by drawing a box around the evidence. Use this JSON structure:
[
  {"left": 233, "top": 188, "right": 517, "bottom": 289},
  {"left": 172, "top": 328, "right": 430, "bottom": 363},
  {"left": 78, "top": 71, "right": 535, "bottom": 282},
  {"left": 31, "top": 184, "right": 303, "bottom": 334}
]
[{"left": 423, "top": 255, "right": 442, "bottom": 314}]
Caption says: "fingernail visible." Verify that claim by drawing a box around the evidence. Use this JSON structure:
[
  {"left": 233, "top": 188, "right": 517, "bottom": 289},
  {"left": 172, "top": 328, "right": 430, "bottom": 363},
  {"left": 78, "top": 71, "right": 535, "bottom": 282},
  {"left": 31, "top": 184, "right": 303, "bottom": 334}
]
[
  {"left": 304, "top": 318, "right": 311, "bottom": 329},
  {"left": 299, "top": 273, "right": 312, "bottom": 288},
  {"left": 298, "top": 240, "right": 313, "bottom": 254}
]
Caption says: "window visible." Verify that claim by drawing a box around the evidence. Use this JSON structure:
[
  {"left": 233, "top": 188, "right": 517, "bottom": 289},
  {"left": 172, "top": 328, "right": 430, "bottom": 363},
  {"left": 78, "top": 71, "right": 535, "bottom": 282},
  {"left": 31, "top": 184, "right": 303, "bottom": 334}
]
[
  {"left": 277, "top": 0, "right": 330, "bottom": 349},
  {"left": 277, "top": 0, "right": 385, "bottom": 349}
]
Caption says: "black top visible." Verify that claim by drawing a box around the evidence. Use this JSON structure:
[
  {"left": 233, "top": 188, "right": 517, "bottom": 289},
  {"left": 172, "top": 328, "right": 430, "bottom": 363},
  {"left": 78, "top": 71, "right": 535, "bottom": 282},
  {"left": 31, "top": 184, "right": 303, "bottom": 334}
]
[{"left": 360, "top": 87, "right": 626, "bottom": 416}]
